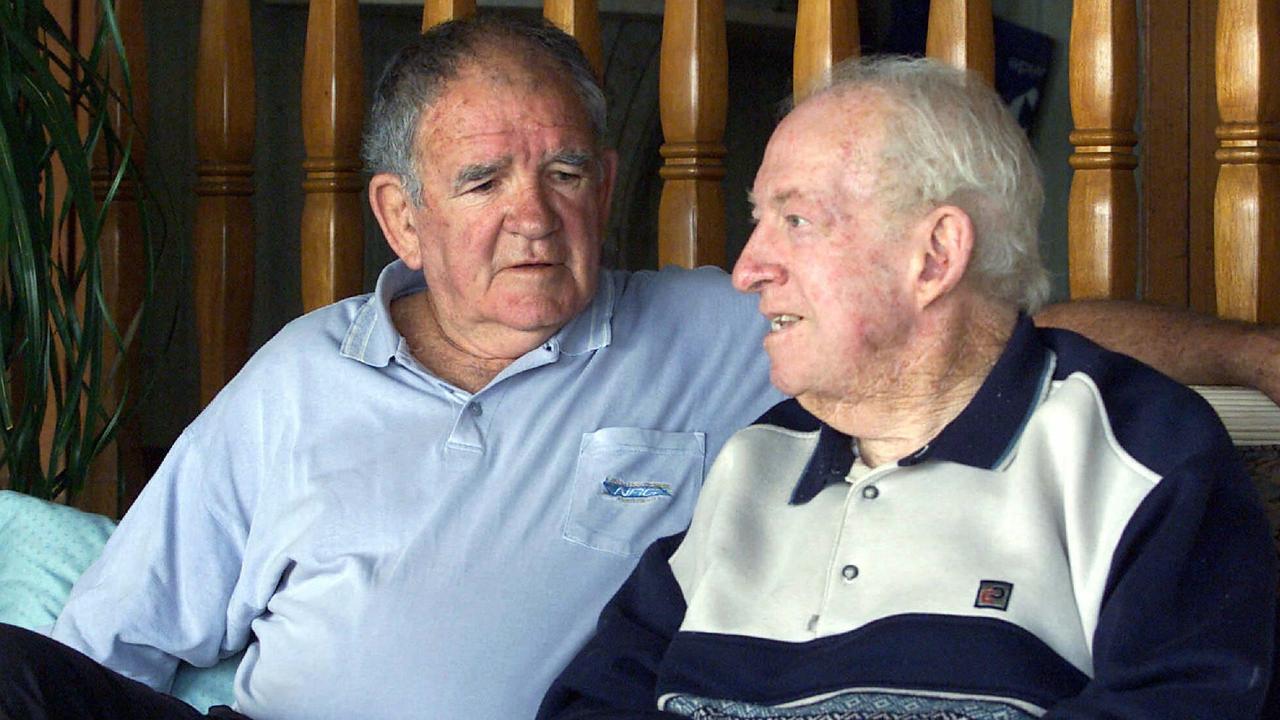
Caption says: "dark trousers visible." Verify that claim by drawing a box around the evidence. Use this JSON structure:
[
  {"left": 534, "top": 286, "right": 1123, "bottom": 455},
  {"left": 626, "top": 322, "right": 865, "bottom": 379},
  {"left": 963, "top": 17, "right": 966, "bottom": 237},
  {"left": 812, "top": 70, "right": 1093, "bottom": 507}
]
[{"left": 0, "top": 623, "right": 251, "bottom": 720}]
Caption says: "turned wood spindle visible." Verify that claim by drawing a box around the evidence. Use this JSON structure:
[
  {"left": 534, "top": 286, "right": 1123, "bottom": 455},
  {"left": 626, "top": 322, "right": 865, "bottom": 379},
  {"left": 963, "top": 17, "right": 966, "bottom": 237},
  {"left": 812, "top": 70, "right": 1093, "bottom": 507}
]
[
  {"left": 1067, "top": 0, "right": 1139, "bottom": 299},
  {"left": 657, "top": 0, "right": 728, "bottom": 269},
  {"left": 1214, "top": 0, "right": 1279, "bottom": 322},
  {"left": 194, "top": 0, "right": 256, "bottom": 407},
  {"left": 793, "top": 0, "right": 860, "bottom": 103},
  {"left": 301, "top": 0, "right": 366, "bottom": 312},
  {"left": 423, "top": 0, "right": 476, "bottom": 31},
  {"left": 544, "top": 0, "right": 604, "bottom": 80},
  {"left": 926, "top": 0, "right": 995, "bottom": 86}
]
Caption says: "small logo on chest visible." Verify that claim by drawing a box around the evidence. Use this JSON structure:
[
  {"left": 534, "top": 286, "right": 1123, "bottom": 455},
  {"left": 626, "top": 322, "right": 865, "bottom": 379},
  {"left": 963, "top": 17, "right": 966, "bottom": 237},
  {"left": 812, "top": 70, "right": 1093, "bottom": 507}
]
[
  {"left": 601, "top": 477, "right": 672, "bottom": 501},
  {"left": 974, "top": 580, "right": 1014, "bottom": 611}
]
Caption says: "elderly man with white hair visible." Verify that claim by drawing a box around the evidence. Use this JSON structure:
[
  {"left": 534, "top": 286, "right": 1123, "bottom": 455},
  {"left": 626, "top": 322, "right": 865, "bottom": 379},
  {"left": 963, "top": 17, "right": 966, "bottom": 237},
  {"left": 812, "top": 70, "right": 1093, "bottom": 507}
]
[{"left": 538, "top": 55, "right": 1277, "bottom": 720}]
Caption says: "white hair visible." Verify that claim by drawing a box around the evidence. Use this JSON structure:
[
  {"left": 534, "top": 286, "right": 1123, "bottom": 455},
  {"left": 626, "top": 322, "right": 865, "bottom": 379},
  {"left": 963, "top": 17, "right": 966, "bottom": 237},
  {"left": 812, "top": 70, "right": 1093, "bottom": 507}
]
[{"left": 815, "top": 55, "right": 1050, "bottom": 312}]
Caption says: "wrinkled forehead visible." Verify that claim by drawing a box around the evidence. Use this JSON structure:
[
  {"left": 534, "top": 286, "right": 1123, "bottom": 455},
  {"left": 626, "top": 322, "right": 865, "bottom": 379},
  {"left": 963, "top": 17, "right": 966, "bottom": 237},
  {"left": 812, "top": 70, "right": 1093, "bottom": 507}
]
[
  {"left": 413, "top": 57, "right": 596, "bottom": 160},
  {"left": 754, "top": 91, "right": 888, "bottom": 198}
]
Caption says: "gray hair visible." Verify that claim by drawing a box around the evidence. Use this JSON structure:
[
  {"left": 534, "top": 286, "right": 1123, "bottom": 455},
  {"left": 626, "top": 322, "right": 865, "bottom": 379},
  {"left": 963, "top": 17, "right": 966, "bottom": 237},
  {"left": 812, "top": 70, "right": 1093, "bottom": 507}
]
[
  {"left": 361, "top": 14, "right": 607, "bottom": 205},
  {"left": 814, "top": 55, "right": 1050, "bottom": 312}
]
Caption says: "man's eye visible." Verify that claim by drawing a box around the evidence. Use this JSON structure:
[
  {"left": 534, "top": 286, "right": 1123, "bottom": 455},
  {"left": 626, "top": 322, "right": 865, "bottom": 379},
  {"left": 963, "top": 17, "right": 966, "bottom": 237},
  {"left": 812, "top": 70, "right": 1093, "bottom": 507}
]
[
  {"left": 785, "top": 215, "right": 809, "bottom": 228},
  {"left": 469, "top": 179, "right": 496, "bottom": 193},
  {"left": 550, "top": 170, "right": 583, "bottom": 184}
]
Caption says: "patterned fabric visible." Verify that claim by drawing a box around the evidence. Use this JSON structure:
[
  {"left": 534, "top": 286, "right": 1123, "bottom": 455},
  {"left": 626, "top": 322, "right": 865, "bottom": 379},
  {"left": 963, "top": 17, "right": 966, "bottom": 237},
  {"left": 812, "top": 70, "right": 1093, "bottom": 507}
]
[
  {"left": 662, "top": 692, "right": 1036, "bottom": 720},
  {"left": 0, "top": 490, "right": 114, "bottom": 631}
]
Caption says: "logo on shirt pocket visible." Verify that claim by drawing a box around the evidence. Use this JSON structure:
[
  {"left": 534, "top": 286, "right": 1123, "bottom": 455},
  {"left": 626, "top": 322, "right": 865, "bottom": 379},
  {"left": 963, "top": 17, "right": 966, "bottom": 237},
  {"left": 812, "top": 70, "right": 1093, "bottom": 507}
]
[
  {"left": 562, "top": 427, "right": 705, "bottom": 557},
  {"left": 601, "top": 476, "right": 673, "bottom": 502}
]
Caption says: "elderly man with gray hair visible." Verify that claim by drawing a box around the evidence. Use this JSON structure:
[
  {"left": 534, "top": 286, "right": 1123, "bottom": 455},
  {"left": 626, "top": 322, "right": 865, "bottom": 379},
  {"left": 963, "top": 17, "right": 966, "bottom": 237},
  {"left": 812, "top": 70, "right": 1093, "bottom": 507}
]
[{"left": 539, "top": 55, "right": 1277, "bottom": 720}]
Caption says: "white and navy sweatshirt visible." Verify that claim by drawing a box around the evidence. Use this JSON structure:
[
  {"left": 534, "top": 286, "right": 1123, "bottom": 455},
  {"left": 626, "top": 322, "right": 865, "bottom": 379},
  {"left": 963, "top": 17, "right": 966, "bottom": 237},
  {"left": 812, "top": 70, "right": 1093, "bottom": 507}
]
[{"left": 539, "top": 316, "right": 1277, "bottom": 719}]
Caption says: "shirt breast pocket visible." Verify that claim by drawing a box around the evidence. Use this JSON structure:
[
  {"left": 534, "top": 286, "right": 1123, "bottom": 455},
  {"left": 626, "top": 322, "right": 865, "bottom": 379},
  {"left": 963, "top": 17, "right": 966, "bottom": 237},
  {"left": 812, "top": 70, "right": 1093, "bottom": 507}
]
[{"left": 562, "top": 427, "right": 706, "bottom": 558}]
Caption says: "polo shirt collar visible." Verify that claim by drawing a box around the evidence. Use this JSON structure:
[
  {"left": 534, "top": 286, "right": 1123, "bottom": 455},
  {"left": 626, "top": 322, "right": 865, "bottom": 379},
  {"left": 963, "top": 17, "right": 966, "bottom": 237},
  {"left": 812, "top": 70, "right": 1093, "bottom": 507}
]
[
  {"left": 789, "top": 314, "right": 1054, "bottom": 505},
  {"left": 340, "top": 261, "right": 615, "bottom": 367},
  {"left": 340, "top": 261, "right": 421, "bottom": 367}
]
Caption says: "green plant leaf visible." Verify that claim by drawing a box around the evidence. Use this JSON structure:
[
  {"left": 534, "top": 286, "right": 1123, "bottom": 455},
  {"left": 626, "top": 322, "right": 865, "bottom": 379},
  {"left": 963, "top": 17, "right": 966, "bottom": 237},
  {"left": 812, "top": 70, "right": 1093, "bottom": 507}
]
[{"left": 1, "top": 0, "right": 162, "bottom": 507}]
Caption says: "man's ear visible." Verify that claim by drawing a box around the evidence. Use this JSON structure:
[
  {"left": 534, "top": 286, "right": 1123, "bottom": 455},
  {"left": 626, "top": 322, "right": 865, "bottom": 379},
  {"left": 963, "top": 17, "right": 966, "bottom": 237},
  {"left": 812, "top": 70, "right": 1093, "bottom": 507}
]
[
  {"left": 369, "top": 173, "right": 423, "bottom": 269},
  {"left": 911, "top": 205, "right": 974, "bottom": 310}
]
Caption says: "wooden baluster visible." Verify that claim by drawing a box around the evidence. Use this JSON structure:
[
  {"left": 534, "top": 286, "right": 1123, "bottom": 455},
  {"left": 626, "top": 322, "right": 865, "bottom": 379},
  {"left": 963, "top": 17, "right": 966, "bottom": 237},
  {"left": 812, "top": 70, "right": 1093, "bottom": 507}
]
[
  {"left": 1214, "top": 0, "right": 1279, "bottom": 322},
  {"left": 793, "top": 0, "right": 859, "bottom": 102},
  {"left": 88, "top": 0, "right": 148, "bottom": 514},
  {"left": 925, "top": 0, "right": 995, "bottom": 85},
  {"left": 1067, "top": 0, "right": 1139, "bottom": 299},
  {"left": 658, "top": 0, "right": 727, "bottom": 269},
  {"left": 423, "top": 0, "right": 476, "bottom": 31},
  {"left": 544, "top": 0, "right": 603, "bottom": 79},
  {"left": 194, "top": 0, "right": 255, "bottom": 406},
  {"left": 301, "top": 0, "right": 365, "bottom": 313}
]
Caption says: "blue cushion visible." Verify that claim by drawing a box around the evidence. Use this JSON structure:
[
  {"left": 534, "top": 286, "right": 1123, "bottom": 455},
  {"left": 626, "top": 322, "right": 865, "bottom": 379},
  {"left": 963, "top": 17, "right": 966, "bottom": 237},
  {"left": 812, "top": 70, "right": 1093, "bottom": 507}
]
[
  {"left": 0, "top": 490, "right": 238, "bottom": 711},
  {"left": 0, "top": 490, "right": 116, "bottom": 629}
]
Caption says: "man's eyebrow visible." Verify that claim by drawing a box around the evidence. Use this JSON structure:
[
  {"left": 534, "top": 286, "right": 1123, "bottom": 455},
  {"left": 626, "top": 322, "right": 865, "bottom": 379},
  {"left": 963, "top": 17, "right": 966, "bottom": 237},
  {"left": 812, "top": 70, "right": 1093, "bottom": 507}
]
[
  {"left": 453, "top": 159, "right": 508, "bottom": 192},
  {"left": 746, "top": 189, "right": 796, "bottom": 208},
  {"left": 548, "top": 149, "right": 592, "bottom": 167}
]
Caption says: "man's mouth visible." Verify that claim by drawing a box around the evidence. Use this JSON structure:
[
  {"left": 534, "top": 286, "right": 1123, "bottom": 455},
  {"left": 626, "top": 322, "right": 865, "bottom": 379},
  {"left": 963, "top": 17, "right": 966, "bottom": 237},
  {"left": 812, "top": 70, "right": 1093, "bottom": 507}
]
[{"left": 769, "top": 314, "right": 801, "bottom": 333}]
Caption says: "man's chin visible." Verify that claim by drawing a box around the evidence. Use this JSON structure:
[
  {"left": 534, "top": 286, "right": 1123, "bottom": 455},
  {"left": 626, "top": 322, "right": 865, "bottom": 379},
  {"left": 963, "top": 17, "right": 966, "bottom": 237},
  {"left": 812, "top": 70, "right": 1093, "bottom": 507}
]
[
  {"left": 491, "top": 301, "right": 583, "bottom": 335},
  {"left": 767, "top": 368, "right": 803, "bottom": 399}
]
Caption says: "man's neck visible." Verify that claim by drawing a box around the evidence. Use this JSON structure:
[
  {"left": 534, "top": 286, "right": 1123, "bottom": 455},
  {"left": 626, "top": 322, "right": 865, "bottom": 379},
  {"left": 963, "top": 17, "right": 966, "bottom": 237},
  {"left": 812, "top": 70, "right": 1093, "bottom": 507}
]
[
  {"left": 391, "top": 290, "right": 549, "bottom": 394},
  {"left": 809, "top": 299, "right": 1017, "bottom": 467}
]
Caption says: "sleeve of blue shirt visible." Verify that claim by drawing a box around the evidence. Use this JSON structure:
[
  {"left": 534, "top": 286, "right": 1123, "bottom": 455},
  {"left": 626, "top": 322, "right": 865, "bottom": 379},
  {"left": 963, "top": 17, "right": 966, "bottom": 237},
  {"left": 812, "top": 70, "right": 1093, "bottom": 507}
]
[
  {"left": 538, "top": 531, "right": 690, "bottom": 720},
  {"left": 50, "top": 381, "right": 260, "bottom": 691},
  {"left": 1045, "top": 439, "right": 1277, "bottom": 718}
]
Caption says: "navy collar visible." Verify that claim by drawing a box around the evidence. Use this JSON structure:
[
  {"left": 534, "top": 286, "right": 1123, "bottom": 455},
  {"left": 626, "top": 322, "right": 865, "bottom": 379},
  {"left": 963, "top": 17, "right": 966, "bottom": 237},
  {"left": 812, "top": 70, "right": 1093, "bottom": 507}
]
[{"left": 788, "top": 314, "right": 1053, "bottom": 504}]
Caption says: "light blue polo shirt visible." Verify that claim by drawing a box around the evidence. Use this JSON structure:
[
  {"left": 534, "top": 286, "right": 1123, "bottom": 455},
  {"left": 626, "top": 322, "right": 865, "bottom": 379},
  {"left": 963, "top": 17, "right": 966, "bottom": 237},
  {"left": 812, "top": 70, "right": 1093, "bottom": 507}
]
[{"left": 53, "top": 260, "right": 782, "bottom": 720}]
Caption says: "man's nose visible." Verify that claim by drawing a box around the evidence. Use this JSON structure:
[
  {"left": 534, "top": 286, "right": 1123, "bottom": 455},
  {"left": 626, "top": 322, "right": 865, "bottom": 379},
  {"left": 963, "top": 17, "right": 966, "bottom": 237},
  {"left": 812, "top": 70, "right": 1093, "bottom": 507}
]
[
  {"left": 731, "top": 225, "right": 785, "bottom": 292},
  {"left": 505, "top": 181, "right": 559, "bottom": 239}
]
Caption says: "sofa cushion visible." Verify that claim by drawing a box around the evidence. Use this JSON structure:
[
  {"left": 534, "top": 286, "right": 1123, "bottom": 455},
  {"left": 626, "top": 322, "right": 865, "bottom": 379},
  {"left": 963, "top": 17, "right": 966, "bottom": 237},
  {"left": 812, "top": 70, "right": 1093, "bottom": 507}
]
[{"left": 0, "top": 490, "right": 237, "bottom": 711}]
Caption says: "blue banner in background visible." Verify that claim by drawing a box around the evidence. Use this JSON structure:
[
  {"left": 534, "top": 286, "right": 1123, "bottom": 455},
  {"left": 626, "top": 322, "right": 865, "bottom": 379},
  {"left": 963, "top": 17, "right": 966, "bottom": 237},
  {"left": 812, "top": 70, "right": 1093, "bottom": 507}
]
[{"left": 876, "top": 0, "right": 1055, "bottom": 132}]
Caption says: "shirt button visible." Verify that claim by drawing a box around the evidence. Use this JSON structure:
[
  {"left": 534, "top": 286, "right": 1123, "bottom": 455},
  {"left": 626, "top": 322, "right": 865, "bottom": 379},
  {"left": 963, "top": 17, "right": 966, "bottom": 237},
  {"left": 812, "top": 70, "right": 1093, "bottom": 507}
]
[
  {"left": 840, "top": 564, "right": 859, "bottom": 582},
  {"left": 469, "top": 403, "right": 483, "bottom": 416},
  {"left": 861, "top": 485, "right": 879, "bottom": 499}
]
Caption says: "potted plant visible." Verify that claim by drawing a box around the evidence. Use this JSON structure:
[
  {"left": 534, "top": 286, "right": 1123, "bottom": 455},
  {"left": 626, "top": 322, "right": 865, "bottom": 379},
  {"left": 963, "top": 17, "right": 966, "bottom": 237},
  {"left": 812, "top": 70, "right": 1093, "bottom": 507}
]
[{"left": 0, "top": 0, "right": 157, "bottom": 514}]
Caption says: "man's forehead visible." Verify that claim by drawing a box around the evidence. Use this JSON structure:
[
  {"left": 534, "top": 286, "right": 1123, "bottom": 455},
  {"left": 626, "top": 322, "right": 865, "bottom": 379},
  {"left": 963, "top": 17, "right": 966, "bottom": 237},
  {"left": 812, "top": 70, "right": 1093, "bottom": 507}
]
[
  {"left": 418, "top": 64, "right": 591, "bottom": 139},
  {"left": 756, "top": 97, "right": 884, "bottom": 189},
  {"left": 424, "top": 119, "right": 593, "bottom": 148}
]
